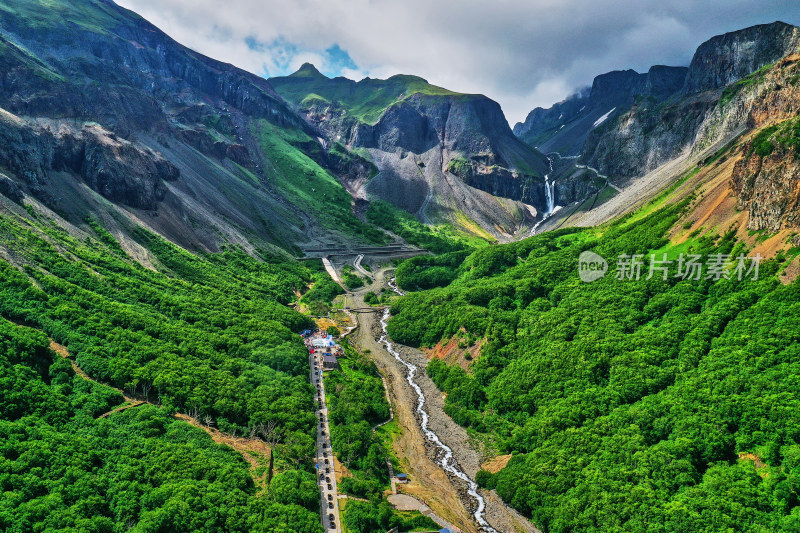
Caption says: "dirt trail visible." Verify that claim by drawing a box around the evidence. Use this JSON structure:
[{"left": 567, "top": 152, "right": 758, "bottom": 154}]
[
  {"left": 175, "top": 413, "right": 272, "bottom": 492},
  {"left": 48, "top": 337, "right": 272, "bottom": 490},
  {"left": 97, "top": 401, "right": 144, "bottom": 418},
  {"left": 346, "top": 270, "right": 540, "bottom": 533}
]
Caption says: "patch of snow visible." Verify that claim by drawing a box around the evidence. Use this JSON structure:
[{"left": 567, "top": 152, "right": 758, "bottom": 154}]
[{"left": 593, "top": 107, "right": 616, "bottom": 128}]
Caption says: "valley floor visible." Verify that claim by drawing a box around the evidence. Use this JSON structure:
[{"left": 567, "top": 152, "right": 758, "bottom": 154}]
[{"left": 344, "top": 268, "right": 539, "bottom": 533}]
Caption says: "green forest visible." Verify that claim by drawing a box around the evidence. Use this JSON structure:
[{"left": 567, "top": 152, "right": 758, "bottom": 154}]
[
  {"left": 0, "top": 213, "right": 326, "bottom": 531},
  {"left": 389, "top": 198, "right": 800, "bottom": 532}
]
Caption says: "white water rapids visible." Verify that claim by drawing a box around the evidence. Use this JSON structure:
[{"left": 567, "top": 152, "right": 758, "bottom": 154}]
[{"left": 380, "top": 278, "right": 498, "bottom": 532}]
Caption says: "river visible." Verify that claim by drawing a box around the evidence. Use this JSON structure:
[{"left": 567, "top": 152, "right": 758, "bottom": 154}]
[{"left": 380, "top": 279, "right": 498, "bottom": 533}]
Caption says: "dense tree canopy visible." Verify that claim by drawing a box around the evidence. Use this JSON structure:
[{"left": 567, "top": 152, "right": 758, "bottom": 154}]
[
  {"left": 326, "top": 346, "right": 390, "bottom": 500},
  {"left": 0, "top": 318, "right": 322, "bottom": 532},
  {"left": 390, "top": 199, "right": 800, "bottom": 532},
  {"left": 0, "top": 213, "right": 330, "bottom": 531}
]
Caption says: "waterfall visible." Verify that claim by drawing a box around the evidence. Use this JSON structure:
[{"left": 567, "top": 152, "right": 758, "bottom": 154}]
[
  {"left": 544, "top": 156, "right": 555, "bottom": 216},
  {"left": 544, "top": 177, "right": 555, "bottom": 215},
  {"left": 530, "top": 156, "right": 561, "bottom": 236}
]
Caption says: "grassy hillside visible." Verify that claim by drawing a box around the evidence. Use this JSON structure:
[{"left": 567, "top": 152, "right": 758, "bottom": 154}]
[
  {"left": 0, "top": 0, "right": 131, "bottom": 34},
  {"left": 253, "top": 119, "right": 386, "bottom": 243},
  {"left": 388, "top": 192, "right": 800, "bottom": 531},
  {"left": 272, "top": 65, "right": 466, "bottom": 125}
]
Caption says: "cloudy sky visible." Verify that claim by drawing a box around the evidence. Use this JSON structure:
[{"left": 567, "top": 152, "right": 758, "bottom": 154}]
[{"left": 116, "top": 0, "right": 800, "bottom": 125}]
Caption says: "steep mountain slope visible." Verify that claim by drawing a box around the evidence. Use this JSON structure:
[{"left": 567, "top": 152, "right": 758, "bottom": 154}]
[
  {"left": 516, "top": 22, "right": 799, "bottom": 166},
  {"left": 388, "top": 193, "right": 800, "bottom": 532},
  {"left": 516, "top": 21, "right": 800, "bottom": 235},
  {"left": 271, "top": 66, "right": 552, "bottom": 240},
  {"left": 0, "top": 0, "right": 382, "bottom": 255},
  {"left": 514, "top": 66, "right": 688, "bottom": 156}
]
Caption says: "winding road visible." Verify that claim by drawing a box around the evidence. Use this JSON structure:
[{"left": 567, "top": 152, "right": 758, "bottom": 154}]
[{"left": 353, "top": 254, "right": 372, "bottom": 278}]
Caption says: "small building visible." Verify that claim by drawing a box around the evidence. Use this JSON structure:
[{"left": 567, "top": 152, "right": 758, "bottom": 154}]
[
  {"left": 396, "top": 473, "right": 408, "bottom": 483},
  {"left": 322, "top": 355, "right": 339, "bottom": 370},
  {"left": 312, "top": 335, "right": 336, "bottom": 349}
]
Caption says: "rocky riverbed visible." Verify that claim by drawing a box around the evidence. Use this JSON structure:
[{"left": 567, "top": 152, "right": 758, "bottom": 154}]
[{"left": 350, "top": 269, "right": 539, "bottom": 533}]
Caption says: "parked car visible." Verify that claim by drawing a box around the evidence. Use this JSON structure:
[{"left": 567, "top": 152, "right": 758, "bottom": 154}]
[
  {"left": 327, "top": 483, "right": 332, "bottom": 490},
  {"left": 328, "top": 502, "right": 333, "bottom": 509}
]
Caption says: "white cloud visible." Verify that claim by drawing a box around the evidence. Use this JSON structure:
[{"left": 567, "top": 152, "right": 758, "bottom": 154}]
[{"left": 116, "top": 0, "right": 800, "bottom": 124}]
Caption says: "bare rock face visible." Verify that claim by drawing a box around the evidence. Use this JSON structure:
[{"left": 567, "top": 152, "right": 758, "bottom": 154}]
[
  {"left": 0, "top": 112, "right": 178, "bottom": 210},
  {"left": 513, "top": 66, "right": 688, "bottom": 156},
  {"left": 516, "top": 21, "right": 800, "bottom": 183},
  {"left": 683, "top": 22, "right": 800, "bottom": 94},
  {"left": 732, "top": 137, "right": 800, "bottom": 231},
  {"left": 352, "top": 100, "right": 440, "bottom": 154},
  {"left": 271, "top": 68, "right": 551, "bottom": 215},
  {"left": 582, "top": 92, "right": 718, "bottom": 178},
  {"left": 78, "top": 125, "right": 179, "bottom": 209},
  {"left": 0, "top": 172, "right": 23, "bottom": 203}
]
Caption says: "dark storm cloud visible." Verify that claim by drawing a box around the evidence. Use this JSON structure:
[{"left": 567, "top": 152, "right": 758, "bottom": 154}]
[{"left": 116, "top": 0, "right": 800, "bottom": 124}]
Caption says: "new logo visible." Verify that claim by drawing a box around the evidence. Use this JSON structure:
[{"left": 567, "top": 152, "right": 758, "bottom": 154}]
[{"left": 578, "top": 251, "right": 608, "bottom": 282}]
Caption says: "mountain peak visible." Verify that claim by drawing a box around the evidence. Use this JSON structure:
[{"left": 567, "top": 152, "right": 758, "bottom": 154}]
[
  {"left": 290, "top": 62, "right": 326, "bottom": 78},
  {"left": 386, "top": 73, "right": 429, "bottom": 84},
  {"left": 684, "top": 21, "right": 800, "bottom": 93}
]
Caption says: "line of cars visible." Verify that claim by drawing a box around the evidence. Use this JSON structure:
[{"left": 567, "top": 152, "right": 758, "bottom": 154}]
[{"left": 308, "top": 335, "right": 339, "bottom": 532}]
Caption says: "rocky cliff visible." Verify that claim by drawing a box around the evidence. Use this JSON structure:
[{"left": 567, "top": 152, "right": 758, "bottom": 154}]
[
  {"left": 270, "top": 67, "right": 550, "bottom": 236},
  {"left": 732, "top": 137, "right": 800, "bottom": 231},
  {"left": 580, "top": 22, "right": 800, "bottom": 181},
  {"left": 516, "top": 21, "right": 800, "bottom": 179},
  {"left": 0, "top": 110, "right": 177, "bottom": 209},
  {"left": 723, "top": 54, "right": 800, "bottom": 231},
  {"left": 0, "top": 0, "right": 378, "bottom": 251},
  {"left": 513, "top": 66, "right": 687, "bottom": 156},
  {"left": 683, "top": 21, "right": 800, "bottom": 94}
]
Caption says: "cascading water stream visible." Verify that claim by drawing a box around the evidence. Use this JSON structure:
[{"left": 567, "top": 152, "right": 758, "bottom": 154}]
[
  {"left": 530, "top": 156, "right": 559, "bottom": 235},
  {"left": 381, "top": 278, "right": 497, "bottom": 533},
  {"left": 543, "top": 156, "right": 555, "bottom": 215},
  {"left": 544, "top": 176, "right": 555, "bottom": 215}
]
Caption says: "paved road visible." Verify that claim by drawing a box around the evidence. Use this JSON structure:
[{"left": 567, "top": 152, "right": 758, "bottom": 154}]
[
  {"left": 321, "top": 257, "right": 343, "bottom": 286},
  {"left": 308, "top": 345, "right": 341, "bottom": 532},
  {"left": 575, "top": 164, "right": 624, "bottom": 192},
  {"left": 353, "top": 254, "right": 373, "bottom": 278}
]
